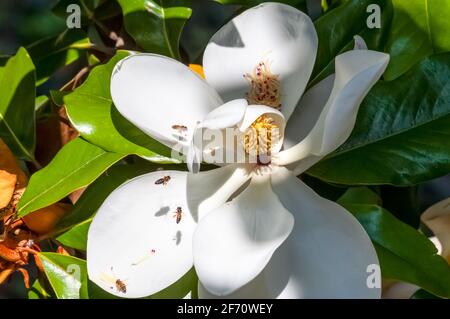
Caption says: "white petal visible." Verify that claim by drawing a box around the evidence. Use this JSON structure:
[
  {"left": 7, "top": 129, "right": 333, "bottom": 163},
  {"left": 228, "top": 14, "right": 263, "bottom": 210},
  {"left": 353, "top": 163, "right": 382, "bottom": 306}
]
[
  {"left": 200, "top": 167, "right": 380, "bottom": 298},
  {"left": 87, "top": 171, "right": 196, "bottom": 298},
  {"left": 193, "top": 174, "right": 294, "bottom": 296},
  {"left": 87, "top": 166, "right": 249, "bottom": 298},
  {"left": 353, "top": 35, "right": 368, "bottom": 50},
  {"left": 275, "top": 49, "right": 389, "bottom": 167},
  {"left": 270, "top": 167, "right": 380, "bottom": 298},
  {"left": 189, "top": 100, "right": 248, "bottom": 172},
  {"left": 187, "top": 164, "right": 252, "bottom": 220},
  {"left": 422, "top": 198, "right": 450, "bottom": 262},
  {"left": 199, "top": 99, "right": 248, "bottom": 130},
  {"left": 283, "top": 75, "right": 335, "bottom": 150},
  {"left": 203, "top": 2, "right": 318, "bottom": 120},
  {"left": 110, "top": 54, "right": 223, "bottom": 150}
]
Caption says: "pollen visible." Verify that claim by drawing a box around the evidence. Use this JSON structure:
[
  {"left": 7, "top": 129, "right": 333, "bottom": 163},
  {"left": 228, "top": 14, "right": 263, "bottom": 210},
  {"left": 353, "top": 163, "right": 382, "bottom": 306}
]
[
  {"left": 243, "top": 115, "right": 280, "bottom": 164},
  {"left": 244, "top": 61, "right": 281, "bottom": 110}
]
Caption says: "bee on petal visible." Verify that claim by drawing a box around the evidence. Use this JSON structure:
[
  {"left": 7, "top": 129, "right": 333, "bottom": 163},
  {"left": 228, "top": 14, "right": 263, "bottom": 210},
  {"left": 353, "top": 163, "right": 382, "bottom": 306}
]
[
  {"left": 173, "top": 207, "right": 183, "bottom": 224},
  {"left": 155, "top": 175, "right": 171, "bottom": 186}
]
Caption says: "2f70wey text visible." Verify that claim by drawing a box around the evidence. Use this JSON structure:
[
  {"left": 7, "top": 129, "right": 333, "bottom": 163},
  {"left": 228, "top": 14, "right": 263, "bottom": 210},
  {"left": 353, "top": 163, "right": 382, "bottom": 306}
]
[{"left": 177, "top": 303, "right": 273, "bottom": 317}]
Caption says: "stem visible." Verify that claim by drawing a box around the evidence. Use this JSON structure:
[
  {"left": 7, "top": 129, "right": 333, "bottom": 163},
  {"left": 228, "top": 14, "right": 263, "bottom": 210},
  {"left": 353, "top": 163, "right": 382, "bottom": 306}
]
[{"left": 30, "top": 158, "right": 42, "bottom": 170}]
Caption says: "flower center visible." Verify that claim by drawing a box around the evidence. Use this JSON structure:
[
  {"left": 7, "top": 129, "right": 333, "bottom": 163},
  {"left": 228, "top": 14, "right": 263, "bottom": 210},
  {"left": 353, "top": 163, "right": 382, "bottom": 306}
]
[
  {"left": 244, "top": 61, "right": 281, "bottom": 110},
  {"left": 242, "top": 115, "right": 279, "bottom": 164}
]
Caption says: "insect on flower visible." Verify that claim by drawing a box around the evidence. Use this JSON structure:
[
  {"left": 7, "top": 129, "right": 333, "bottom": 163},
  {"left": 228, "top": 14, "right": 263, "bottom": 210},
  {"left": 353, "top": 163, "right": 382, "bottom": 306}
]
[
  {"left": 173, "top": 207, "right": 183, "bottom": 224},
  {"left": 100, "top": 267, "right": 127, "bottom": 294},
  {"left": 171, "top": 124, "right": 188, "bottom": 135},
  {"left": 155, "top": 175, "right": 171, "bottom": 186}
]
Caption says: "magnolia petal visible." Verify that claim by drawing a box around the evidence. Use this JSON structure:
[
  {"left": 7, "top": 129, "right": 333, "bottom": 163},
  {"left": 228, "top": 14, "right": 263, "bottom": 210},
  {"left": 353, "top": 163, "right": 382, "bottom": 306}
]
[
  {"left": 87, "top": 165, "right": 249, "bottom": 298},
  {"left": 199, "top": 99, "right": 248, "bottom": 130},
  {"left": 193, "top": 174, "right": 294, "bottom": 296},
  {"left": 275, "top": 50, "right": 389, "bottom": 167},
  {"left": 203, "top": 2, "right": 318, "bottom": 120},
  {"left": 87, "top": 171, "right": 196, "bottom": 298},
  {"left": 110, "top": 54, "right": 223, "bottom": 150},
  {"left": 284, "top": 36, "right": 368, "bottom": 149},
  {"left": 283, "top": 75, "right": 335, "bottom": 150},
  {"left": 189, "top": 100, "right": 248, "bottom": 172},
  {"left": 187, "top": 164, "right": 252, "bottom": 220},
  {"left": 353, "top": 35, "right": 368, "bottom": 50},
  {"left": 200, "top": 167, "right": 380, "bottom": 298},
  {"left": 270, "top": 167, "right": 380, "bottom": 298},
  {"left": 422, "top": 198, "right": 450, "bottom": 262}
]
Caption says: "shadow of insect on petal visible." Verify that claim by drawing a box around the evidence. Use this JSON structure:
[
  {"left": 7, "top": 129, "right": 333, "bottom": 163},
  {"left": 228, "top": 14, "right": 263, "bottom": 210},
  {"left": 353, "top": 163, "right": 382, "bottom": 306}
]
[
  {"left": 173, "top": 230, "right": 182, "bottom": 246},
  {"left": 154, "top": 206, "right": 170, "bottom": 217}
]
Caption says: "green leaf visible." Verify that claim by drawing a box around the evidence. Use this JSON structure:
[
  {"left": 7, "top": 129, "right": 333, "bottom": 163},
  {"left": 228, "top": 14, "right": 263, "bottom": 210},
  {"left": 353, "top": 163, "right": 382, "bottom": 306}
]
[
  {"left": 35, "top": 95, "right": 49, "bottom": 114},
  {"left": 56, "top": 159, "right": 186, "bottom": 231},
  {"left": 308, "top": 53, "right": 450, "bottom": 185},
  {"left": 410, "top": 289, "right": 442, "bottom": 299},
  {"left": 0, "top": 47, "right": 37, "bottom": 163},
  {"left": 117, "top": 0, "right": 192, "bottom": 59},
  {"left": 310, "top": 0, "right": 392, "bottom": 86},
  {"left": 28, "top": 278, "right": 52, "bottom": 299},
  {"left": 27, "top": 29, "right": 89, "bottom": 86},
  {"left": 57, "top": 219, "right": 91, "bottom": 251},
  {"left": 18, "top": 138, "right": 124, "bottom": 217},
  {"left": 384, "top": 0, "right": 450, "bottom": 81},
  {"left": 337, "top": 187, "right": 381, "bottom": 206},
  {"left": 343, "top": 203, "right": 450, "bottom": 299},
  {"left": 50, "top": 90, "right": 70, "bottom": 107},
  {"left": 64, "top": 51, "right": 176, "bottom": 163},
  {"left": 39, "top": 253, "right": 88, "bottom": 299}
]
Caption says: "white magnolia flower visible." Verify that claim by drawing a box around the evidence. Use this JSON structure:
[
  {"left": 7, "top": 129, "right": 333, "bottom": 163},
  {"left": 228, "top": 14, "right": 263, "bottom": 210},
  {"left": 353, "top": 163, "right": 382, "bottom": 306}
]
[
  {"left": 87, "top": 3, "right": 389, "bottom": 298},
  {"left": 383, "top": 198, "right": 449, "bottom": 299}
]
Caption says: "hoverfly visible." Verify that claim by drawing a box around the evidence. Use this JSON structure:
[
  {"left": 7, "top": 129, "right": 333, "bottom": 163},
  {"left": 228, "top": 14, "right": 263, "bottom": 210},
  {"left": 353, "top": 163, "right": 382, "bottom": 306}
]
[
  {"left": 173, "top": 207, "right": 183, "bottom": 224},
  {"left": 155, "top": 175, "right": 171, "bottom": 186}
]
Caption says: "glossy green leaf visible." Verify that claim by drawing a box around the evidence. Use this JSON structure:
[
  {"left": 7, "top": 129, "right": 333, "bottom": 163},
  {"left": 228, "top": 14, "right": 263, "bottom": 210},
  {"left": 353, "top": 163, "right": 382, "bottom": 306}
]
[
  {"left": 310, "top": 0, "right": 391, "bottom": 86},
  {"left": 117, "top": 0, "right": 192, "bottom": 59},
  {"left": 18, "top": 138, "right": 124, "bottom": 217},
  {"left": 35, "top": 95, "right": 49, "bottom": 114},
  {"left": 308, "top": 53, "right": 450, "bottom": 185},
  {"left": 39, "top": 253, "right": 88, "bottom": 299},
  {"left": 27, "top": 29, "right": 89, "bottom": 85},
  {"left": 410, "top": 289, "right": 442, "bottom": 299},
  {"left": 0, "top": 47, "right": 37, "bottom": 163},
  {"left": 384, "top": 0, "right": 450, "bottom": 80},
  {"left": 337, "top": 187, "right": 381, "bottom": 206},
  {"left": 64, "top": 51, "right": 176, "bottom": 163},
  {"left": 57, "top": 219, "right": 91, "bottom": 251},
  {"left": 50, "top": 90, "right": 69, "bottom": 107},
  {"left": 342, "top": 203, "right": 450, "bottom": 299}
]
